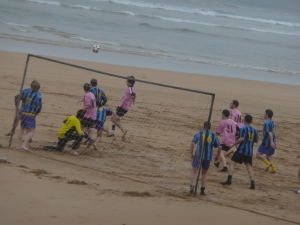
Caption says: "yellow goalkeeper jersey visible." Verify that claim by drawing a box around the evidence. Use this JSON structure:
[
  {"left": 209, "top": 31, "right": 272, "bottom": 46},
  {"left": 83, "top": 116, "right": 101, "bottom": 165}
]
[{"left": 58, "top": 115, "right": 83, "bottom": 138}]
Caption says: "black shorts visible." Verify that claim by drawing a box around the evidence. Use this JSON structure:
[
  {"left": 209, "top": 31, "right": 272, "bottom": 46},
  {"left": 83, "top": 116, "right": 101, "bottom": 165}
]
[
  {"left": 81, "top": 117, "right": 96, "bottom": 128},
  {"left": 221, "top": 144, "right": 230, "bottom": 152},
  {"left": 116, "top": 106, "right": 127, "bottom": 117},
  {"left": 231, "top": 151, "right": 252, "bottom": 166}
]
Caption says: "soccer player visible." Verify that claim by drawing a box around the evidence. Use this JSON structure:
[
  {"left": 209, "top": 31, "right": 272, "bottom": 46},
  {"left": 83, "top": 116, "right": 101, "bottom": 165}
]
[
  {"left": 230, "top": 100, "right": 243, "bottom": 128},
  {"left": 80, "top": 83, "right": 97, "bottom": 133},
  {"left": 90, "top": 78, "right": 107, "bottom": 107},
  {"left": 215, "top": 109, "right": 239, "bottom": 172},
  {"left": 108, "top": 76, "right": 136, "bottom": 139},
  {"left": 190, "top": 121, "right": 222, "bottom": 195},
  {"left": 17, "top": 81, "right": 42, "bottom": 151},
  {"left": 221, "top": 114, "right": 258, "bottom": 189},
  {"left": 92, "top": 107, "right": 120, "bottom": 150},
  {"left": 256, "top": 109, "right": 277, "bottom": 173},
  {"left": 6, "top": 80, "right": 37, "bottom": 142},
  {"left": 42, "top": 109, "right": 95, "bottom": 155}
]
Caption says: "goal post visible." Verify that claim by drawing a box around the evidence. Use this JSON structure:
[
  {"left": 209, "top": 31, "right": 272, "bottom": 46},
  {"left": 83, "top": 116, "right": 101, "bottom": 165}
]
[{"left": 7, "top": 53, "right": 215, "bottom": 195}]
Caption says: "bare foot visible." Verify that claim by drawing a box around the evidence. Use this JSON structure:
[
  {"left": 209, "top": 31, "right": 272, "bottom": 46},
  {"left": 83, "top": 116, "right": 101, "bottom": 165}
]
[
  {"left": 70, "top": 150, "right": 79, "bottom": 155},
  {"left": 122, "top": 130, "right": 127, "bottom": 139},
  {"left": 93, "top": 145, "right": 100, "bottom": 151},
  {"left": 21, "top": 146, "right": 31, "bottom": 152}
]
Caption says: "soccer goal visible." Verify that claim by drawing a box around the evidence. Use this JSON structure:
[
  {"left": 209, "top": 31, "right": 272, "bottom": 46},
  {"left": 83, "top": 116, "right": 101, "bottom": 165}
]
[{"left": 3, "top": 54, "right": 215, "bottom": 194}]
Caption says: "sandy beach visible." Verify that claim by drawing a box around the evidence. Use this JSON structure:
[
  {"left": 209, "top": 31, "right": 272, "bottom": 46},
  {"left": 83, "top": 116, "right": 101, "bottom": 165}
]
[{"left": 0, "top": 50, "right": 300, "bottom": 225}]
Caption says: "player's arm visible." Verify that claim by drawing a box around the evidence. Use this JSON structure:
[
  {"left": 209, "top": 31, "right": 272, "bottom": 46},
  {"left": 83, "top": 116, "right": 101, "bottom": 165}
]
[
  {"left": 229, "top": 137, "right": 244, "bottom": 149},
  {"left": 102, "top": 91, "right": 107, "bottom": 106},
  {"left": 268, "top": 132, "right": 275, "bottom": 149},
  {"left": 215, "top": 122, "right": 223, "bottom": 136},
  {"left": 74, "top": 119, "right": 83, "bottom": 136},
  {"left": 35, "top": 97, "right": 42, "bottom": 115},
  {"left": 214, "top": 145, "right": 222, "bottom": 162}
]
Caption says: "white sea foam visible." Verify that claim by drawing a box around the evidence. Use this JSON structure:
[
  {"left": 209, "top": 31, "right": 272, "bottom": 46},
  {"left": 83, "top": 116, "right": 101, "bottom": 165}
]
[
  {"left": 26, "top": 0, "right": 61, "bottom": 6},
  {"left": 70, "top": 36, "right": 121, "bottom": 46},
  {"left": 4, "top": 22, "right": 32, "bottom": 28},
  {"left": 105, "top": 0, "right": 300, "bottom": 28}
]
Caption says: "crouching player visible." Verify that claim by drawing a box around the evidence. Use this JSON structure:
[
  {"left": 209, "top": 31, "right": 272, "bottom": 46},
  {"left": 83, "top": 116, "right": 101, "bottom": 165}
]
[
  {"left": 190, "top": 121, "right": 222, "bottom": 195},
  {"left": 42, "top": 109, "right": 95, "bottom": 155}
]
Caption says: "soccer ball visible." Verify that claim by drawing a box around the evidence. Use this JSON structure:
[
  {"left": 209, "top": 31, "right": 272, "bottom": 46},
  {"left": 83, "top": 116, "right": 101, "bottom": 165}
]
[{"left": 92, "top": 45, "right": 99, "bottom": 53}]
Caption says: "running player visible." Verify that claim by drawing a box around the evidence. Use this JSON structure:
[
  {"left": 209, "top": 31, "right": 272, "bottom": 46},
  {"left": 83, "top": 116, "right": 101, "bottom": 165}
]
[
  {"left": 42, "top": 109, "right": 95, "bottom": 155},
  {"left": 90, "top": 78, "right": 107, "bottom": 107},
  {"left": 221, "top": 114, "right": 258, "bottom": 189},
  {"left": 17, "top": 81, "right": 42, "bottom": 151},
  {"left": 215, "top": 109, "right": 239, "bottom": 172},
  {"left": 108, "top": 76, "right": 136, "bottom": 139},
  {"left": 92, "top": 106, "right": 121, "bottom": 150},
  {"left": 189, "top": 121, "right": 221, "bottom": 195},
  {"left": 256, "top": 109, "right": 277, "bottom": 173},
  {"left": 230, "top": 100, "right": 243, "bottom": 128}
]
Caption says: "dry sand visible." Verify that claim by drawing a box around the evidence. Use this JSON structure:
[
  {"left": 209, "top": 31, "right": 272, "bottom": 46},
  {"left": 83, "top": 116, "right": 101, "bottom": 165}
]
[{"left": 0, "top": 50, "right": 300, "bottom": 225}]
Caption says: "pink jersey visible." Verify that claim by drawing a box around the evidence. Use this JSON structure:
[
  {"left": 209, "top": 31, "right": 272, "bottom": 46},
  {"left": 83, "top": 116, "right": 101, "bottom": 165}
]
[
  {"left": 216, "top": 119, "right": 238, "bottom": 146},
  {"left": 84, "top": 92, "right": 96, "bottom": 120},
  {"left": 119, "top": 86, "right": 136, "bottom": 111},
  {"left": 230, "top": 109, "right": 243, "bottom": 128}
]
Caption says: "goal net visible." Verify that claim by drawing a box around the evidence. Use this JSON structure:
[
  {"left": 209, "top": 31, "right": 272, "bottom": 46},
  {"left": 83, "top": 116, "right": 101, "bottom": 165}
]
[{"left": 1, "top": 54, "right": 215, "bottom": 193}]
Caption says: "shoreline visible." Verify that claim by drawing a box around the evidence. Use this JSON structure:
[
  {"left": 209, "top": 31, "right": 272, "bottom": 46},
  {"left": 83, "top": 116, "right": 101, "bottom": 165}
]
[{"left": 1, "top": 37, "right": 300, "bottom": 86}]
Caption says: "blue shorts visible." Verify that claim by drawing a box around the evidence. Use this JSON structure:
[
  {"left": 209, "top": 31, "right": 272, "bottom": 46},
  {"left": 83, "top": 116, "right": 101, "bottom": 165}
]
[
  {"left": 191, "top": 157, "right": 210, "bottom": 170},
  {"left": 95, "top": 121, "right": 104, "bottom": 130},
  {"left": 258, "top": 145, "right": 275, "bottom": 155},
  {"left": 20, "top": 114, "right": 36, "bottom": 129}
]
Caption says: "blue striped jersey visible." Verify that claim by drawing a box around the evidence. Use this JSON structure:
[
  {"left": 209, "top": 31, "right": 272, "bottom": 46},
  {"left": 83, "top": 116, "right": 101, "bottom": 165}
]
[
  {"left": 192, "top": 130, "right": 221, "bottom": 161},
  {"left": 96, "top": 107, "right": 112, "bottom": 123},
  {"left": 90, "top": 87, "right": 107, "bottom": 107},
  {"left": 261, "top": 120, "right": 276, "bottom": 148},
  {"left": 21, "top": 88, "right": 42, "bottom": 115},
  {"left": 237, "top": 125, "right": 258, "bottom": 157}
]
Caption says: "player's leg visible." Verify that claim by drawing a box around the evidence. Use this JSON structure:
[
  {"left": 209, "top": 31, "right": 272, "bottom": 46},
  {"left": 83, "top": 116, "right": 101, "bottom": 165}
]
[
  {"left": 266, "top": 154, "right": 276, "bottom": 173},
  {"left": 256, "top": 146, "right": 272, "bottom": 171},
  {"left": 21, "top": 128, "right": 35, "bottom": 151},
  {"left": 189, "top": 166, "right": 198, "bottom": 193},
  {"left": 200, "top": 169, "right": 208, "bottom": 195},
  {"left": 221, "top": 151, "right": 242, "bottom": 185},
  {"left": 221, "top": 160, "right": 236, "bottom": 185},
  {"left": 218, "top": 148, "right": 228, "bottom": 172},
  {"left": 17, "top": 127, "right": 26, "bottom": 150},
  {"left": 245, "top": 163, "right": 255, "bottom": 189},
  {"left": 93, "top": 130, "right": 103, "bottom": 150},
  {"left": 200, "top": 160, "right": 210, "bottom": 195},
  {"left": 66, "top": 133, "right": 83, "bottom": 155},
  {"left": 20, "top": 115, "right": 36, "bottom": 151},
  {"left": 43, "top": 138, "right": 68, "bottom": 152},
  {"left": 189, "top": 156, "right": 199, "bottom": 193},
  {"left": 111, "top": 115, "right": 127, "bottom": 139}
]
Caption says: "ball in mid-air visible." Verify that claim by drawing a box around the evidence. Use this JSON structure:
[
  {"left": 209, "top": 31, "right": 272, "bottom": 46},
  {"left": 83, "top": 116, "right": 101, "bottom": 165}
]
[{"left": 92, "top": 45, "right": 100, "bottom": 53}]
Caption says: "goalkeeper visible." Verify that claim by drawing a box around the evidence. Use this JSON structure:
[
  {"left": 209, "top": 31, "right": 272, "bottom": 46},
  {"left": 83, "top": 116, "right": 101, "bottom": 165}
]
[{"left": 42, "top": 109, "right": 94, "bottom": 155}]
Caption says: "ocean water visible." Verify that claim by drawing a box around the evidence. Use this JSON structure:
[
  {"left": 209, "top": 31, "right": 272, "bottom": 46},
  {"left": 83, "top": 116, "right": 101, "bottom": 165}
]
[{"left": 0, "top": 0, "right": 300, "bottom": 81}]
